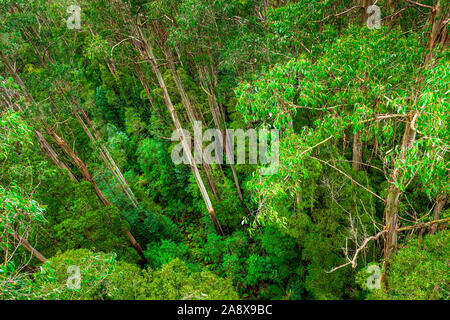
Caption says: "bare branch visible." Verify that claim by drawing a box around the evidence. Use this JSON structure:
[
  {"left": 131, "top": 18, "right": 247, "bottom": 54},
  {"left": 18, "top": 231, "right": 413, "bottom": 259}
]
[{"left": 326, "top": 230, "right": 388, "bottom": 273}]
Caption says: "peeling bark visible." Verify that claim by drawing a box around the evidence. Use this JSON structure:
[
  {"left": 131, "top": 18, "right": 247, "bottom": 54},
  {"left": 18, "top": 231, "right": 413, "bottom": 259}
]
[
  {"left": 382, "top": 111, "right": 418, "bottom": 286},
  {"left": 431, "top": 193, "right": 448, "bottom": 234},
  {"left": 352, "top": 130, "right": 363, "bottom": 171}
]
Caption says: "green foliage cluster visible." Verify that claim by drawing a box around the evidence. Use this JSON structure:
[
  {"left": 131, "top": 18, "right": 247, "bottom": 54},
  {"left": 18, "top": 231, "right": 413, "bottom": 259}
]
[
  {"left": 357, "top": 232, "right": 450, "bottom": 300},
  {"left": 32, "top": 250, "right": 238, "bottom": 300}
]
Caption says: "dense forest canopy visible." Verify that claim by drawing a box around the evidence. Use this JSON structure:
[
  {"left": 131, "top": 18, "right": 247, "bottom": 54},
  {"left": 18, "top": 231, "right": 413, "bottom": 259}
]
[{"left": 0, "top": 0, "right": 448, "bottom": 300}]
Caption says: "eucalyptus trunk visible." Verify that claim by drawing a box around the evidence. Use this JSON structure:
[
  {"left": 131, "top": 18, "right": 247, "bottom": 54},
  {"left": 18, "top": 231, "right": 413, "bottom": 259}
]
[
  {"left": 134, "top": 25, "right": 224, "bottom": 235},
  {"left": 382, "top": 111, "right": 418, "bottom": 286},
  {"left": 431, "top": 193, "right": 448, "bottom": 234}
]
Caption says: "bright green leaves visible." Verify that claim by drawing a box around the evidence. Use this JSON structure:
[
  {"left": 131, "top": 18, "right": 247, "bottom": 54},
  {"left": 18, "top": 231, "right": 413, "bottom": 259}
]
[
  {"left": 0, "top": 108, "right": 46, "bottom": 241},
  {"left": 32, "top": 249, "right": 118, "bottom": 300},
  {"left": 144, "top": 239, "right": 189, "bottom": 269},
  {"left": 232, "top": 19, "right": 444, "bottom": 300},
  {"left": 0, "top": 110, "right": 34, "bottom": 161},
  {"left": 0, "top": 178, "right": 45, "bottom": 300},
  {"left": 265, "top": 0, "right": 336, "bottom": 59},
  {"left": 0, "top": 184, "right": 45, "bottom": 251},
  {"left": 145, "top": 258, "right": 238, "bottom": 300},
  {"left": 385, "top": 56, "right": 450, "bottom": 197},
  {"left": 235, "top": 58, "right": 310, "bottom": 129},
  {"left": 84, "top": 35, "right": 111, "bottom": 62}
]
